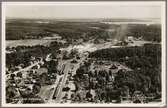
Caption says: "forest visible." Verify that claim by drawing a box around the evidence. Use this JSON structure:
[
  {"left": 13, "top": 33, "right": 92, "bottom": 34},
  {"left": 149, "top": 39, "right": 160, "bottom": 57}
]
[
  {"left": 6, "top": 19, "right": 161, "bottom": 42},
  {"left": 6, "top": 41, "right": 64, "bottom": 70},
  {"left": 75, "top": 43, "right": 162, "bottom": 102}
]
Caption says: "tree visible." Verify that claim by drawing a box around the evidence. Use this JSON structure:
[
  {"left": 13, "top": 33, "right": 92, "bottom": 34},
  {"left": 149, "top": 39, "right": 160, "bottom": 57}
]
[
  {"left": 16, "top": 72, "right": 22, "bottom": 78},
  {"left": 32, "top": 83, "right": 41, "bottom": 94}
]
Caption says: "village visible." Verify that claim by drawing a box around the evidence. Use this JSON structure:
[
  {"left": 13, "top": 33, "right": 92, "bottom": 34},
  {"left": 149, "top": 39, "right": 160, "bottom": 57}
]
[{"left": 5, "top": 32, "right": 161, "bottom": 104}]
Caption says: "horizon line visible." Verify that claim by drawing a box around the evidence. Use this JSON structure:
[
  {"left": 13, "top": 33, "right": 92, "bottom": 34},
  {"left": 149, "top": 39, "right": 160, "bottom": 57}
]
[{"left": 6, "top": 17, "right": 161, "bottom": 20}]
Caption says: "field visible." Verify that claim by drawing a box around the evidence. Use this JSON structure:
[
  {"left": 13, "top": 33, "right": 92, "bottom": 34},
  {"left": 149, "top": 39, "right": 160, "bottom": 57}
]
[{"left": 6, "top": 39, "right": 56, "bottom": 48}]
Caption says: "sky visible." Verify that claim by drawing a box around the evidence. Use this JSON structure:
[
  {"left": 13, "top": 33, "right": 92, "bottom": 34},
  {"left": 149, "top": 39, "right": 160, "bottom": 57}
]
[{"left": 4, "top": 2, "right": 162, "bottom": 19}]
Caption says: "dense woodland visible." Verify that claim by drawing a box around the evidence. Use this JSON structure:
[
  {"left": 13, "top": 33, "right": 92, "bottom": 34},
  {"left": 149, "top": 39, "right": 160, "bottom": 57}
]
[
  {"left": 6, "top": 19, "right": 161, "bottom": 42},
  {"left": 6, "top": 41, "right": 64, "bottom": 69},
  {"left": 6, "top": 20, "right": 110, "bottom": 41},
  {"left": 88, "top": 44, "right": 161, "bottom": 102},
  {"left": 72, "top": 43, "right": 161, "bottom": 103},
  {"left": 126, "top": 24, "right": 161, "bottom": 42}
]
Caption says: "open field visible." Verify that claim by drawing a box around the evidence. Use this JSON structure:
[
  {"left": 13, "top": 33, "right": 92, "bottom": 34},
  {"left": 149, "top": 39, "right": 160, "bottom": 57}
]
[{"left": 6, "top": 39, "right": 56, "bottom": 48}]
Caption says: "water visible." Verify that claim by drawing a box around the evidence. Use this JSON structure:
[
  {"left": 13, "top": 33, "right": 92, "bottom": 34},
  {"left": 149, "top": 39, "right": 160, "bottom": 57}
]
[{"left": 101, "top": 21, "right": 160, "bottom": 25}]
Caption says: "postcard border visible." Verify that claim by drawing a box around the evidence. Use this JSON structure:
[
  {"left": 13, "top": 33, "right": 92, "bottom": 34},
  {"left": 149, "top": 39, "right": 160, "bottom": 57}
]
[{"left": 0, "top": 1, "right": 166, "bottom": 108}]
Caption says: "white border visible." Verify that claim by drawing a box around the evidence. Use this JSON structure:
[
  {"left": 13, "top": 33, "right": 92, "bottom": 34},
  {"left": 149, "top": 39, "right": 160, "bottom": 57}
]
[
  {"left": 1, "top": 1, "right": 165, "bottom": 6},
  {"left": 1, "top": 1, "right": 166, "bottom": 107}
]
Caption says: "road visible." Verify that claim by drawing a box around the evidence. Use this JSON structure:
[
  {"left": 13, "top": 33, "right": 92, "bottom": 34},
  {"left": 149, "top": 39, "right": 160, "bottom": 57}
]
[
  {"left": 37, "top": 75, "right": 61, "bottom": 103},
  {"left": 54, "top": 62, "right": 71, "bottom": 103},
  {"left": 53, "top": 53, "right": 87, "bottom": 103},
  {"left": 6, "top": 61, "right": 42, "bottom": 79},
  {"left": 37, "top": 61, "right": 66, "bottom": 103}
]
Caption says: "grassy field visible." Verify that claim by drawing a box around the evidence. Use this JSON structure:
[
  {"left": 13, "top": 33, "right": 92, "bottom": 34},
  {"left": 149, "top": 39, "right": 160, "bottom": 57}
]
[{"left": 6, "top": 39, "right": 56, "bottom": 48}]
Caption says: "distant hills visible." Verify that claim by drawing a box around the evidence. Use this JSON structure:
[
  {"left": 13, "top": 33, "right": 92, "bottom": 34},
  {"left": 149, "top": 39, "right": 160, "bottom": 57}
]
[{"left": 6, "top": 18, "right": 160, "bottom": 23}]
